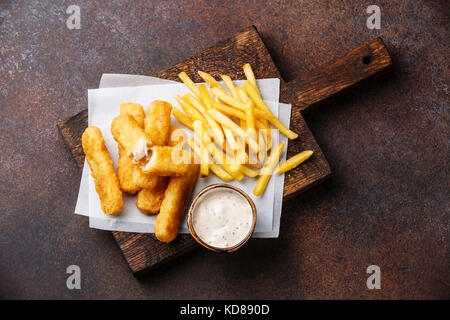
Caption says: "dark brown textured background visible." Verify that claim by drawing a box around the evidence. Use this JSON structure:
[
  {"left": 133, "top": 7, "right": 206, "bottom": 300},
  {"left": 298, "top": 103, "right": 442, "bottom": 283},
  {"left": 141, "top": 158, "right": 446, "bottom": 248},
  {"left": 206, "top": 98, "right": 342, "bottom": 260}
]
[{"left": 0, "top": 0, "right": 448, "bottom": 299}]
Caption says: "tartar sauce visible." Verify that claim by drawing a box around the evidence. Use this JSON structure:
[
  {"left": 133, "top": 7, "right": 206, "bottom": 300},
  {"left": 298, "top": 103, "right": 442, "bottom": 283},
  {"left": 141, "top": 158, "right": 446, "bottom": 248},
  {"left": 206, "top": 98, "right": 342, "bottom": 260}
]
[{"left": 192, "top": 188, "right": 254, "bottom": 249}]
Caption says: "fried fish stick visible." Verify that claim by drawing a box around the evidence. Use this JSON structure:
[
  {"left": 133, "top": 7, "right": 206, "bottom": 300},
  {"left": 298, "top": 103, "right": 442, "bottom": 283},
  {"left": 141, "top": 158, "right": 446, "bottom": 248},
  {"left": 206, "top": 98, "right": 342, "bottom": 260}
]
[
  {"left": 155, "top": 162, "right": 200, "bottom": 242},
  {"left": 117, "top": 145, "right": 157, "bottom": 193},
  {"left": 82, "top": 126, "right": 123, "bottom": 215},
  {"left": 120, "top": 102, "right": 145, "bottom": 128},
  {"left": 118, "top": 103, "right": 157, "bottom": 193},
  {"left": 136, "top": 177, "right": 170, "bottom": 215},
  {"left": 111, "top": 114, "right": 150, "bottom": 161},
  {"left": 141, "top": 146, "right": 190, "bottom": 176},
  {"left": 144, "top": 100, "right": 172, "bottom": 146}
]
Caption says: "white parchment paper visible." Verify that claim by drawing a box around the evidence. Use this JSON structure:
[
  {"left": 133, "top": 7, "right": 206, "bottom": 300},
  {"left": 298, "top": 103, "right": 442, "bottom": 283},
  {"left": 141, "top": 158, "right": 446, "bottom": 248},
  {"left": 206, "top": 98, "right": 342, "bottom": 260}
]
[{"left": 75, "top": 75, "right": 289, "bottom": 237}]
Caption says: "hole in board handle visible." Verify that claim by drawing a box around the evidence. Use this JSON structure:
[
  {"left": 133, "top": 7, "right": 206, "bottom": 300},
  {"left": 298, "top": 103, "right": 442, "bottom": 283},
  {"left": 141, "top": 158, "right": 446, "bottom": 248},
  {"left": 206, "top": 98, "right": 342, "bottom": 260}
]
[{"left": 362, "top": 56, "right": 372, "bottom": 65}]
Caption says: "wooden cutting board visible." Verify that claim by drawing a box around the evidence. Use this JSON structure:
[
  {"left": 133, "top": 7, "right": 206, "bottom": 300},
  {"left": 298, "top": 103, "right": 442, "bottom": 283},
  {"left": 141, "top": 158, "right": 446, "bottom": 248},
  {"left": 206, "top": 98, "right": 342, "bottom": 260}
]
[{"left": 58, "top": 26, "right": 391, "bottom": 275}]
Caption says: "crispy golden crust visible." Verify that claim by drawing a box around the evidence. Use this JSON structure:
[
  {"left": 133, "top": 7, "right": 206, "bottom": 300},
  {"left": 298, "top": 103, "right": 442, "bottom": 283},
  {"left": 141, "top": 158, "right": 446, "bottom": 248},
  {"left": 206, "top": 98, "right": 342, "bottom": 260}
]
[
  {"left": 136, "top": 177, "right": 170, "bottom": 215},
  {"left": 142, "top": 146, "right": 190, "bottom": 176},
  {"left": 82, "top": 126, "right": 123, "bottom": 215},
  {"left": 154, "top": 163, "right": 200, "bottom": 242},
  {"left": 117, "top": 145, "right": 157, "bottom": 194},
  {"left": 117, "top": 105, "right": 157, "bottom": 193},
  {"left": 111, "top": 114, "right": 148, "bottom": 155},
  {"left": 144, "top": 100, "right": 172, "bottom": 146},
  {"left": 120, "top": 102, "right": 145, "bottom": 128}
]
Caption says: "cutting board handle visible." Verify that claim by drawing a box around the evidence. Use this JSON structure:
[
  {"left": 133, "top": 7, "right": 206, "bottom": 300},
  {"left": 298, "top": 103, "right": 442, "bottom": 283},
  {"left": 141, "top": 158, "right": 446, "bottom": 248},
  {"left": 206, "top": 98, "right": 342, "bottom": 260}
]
[{"left": 282, "top": 38, "right": 391, "bottom": 110}]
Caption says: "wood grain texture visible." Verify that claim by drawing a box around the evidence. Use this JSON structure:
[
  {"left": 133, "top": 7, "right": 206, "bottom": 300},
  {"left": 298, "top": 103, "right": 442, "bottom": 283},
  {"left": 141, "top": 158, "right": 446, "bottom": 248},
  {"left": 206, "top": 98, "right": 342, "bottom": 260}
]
[{"left": 58, "top": 26, "right": 391, "bottom": 274}]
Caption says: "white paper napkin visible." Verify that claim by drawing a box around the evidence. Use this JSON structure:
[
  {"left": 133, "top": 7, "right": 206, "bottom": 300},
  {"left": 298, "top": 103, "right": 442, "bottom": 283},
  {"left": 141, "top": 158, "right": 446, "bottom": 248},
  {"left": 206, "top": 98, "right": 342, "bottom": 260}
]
[{"left": 75, "top": 75, "right": 289, "bottom": 238}]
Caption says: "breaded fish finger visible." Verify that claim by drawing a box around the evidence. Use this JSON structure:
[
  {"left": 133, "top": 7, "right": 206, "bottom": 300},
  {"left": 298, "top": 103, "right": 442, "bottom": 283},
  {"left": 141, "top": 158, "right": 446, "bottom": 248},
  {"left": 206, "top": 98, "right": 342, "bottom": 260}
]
[
  {"left": 155, "top": 162, "right": 200, "bottom": 242},
  {"left": 117, "top": 104, "right": 157, "bottom": 193},
  {"left": 117, "top": 145, "right": 157, "bottom": 193},
  {"left": 82, "top": 126, "right": 123, "bottom": 215},
  {"left": 120, "top": 102, "right": 145, "bottom": 128},
  {"left": 136, "top": 177, "right": 170, "bottom": 215},
  {"left": 111, "top": 114, "right": 150, "bottom": 161},
  {"left": 141, "top": 146, "right": 190, "bottom": 176},
  {"left": 144, "top": 100, "right": 172, "bottom": 146}
]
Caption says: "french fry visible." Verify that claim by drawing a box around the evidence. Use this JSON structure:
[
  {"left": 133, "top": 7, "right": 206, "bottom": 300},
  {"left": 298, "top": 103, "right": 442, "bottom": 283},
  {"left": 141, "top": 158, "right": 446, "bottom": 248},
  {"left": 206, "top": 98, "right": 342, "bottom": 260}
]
[
  {"left": 244, "top": 100, "right": 257, "bottom": 142},
  {"left": 172, "top": 107, "right": 194, "bottom": 130},
  {"left": 253, "top": 142, "right": 285, "bottom": 196},
  {"left": 237, "top": 87, "right": 272, "bottom": 150},
  {"left": 193, "top": 120, "right": 210, "bottom": 177},
  {"left": 178, "top": 71, "right": 202, "bottom": 100},
  {"left": 236, "top": 87, "right": 250, "bottom": 102},
  {"left": 221, "top": 75, "right": 239, "bottom": 99},
  {"left": 213, "top": 100, "right": 246, "bottom": 120},
  {"left": 198, "top": 84, "right": 213, "bottom": 109},
  {"left": 223, "top": 128, "right": 238, "bottom": 151},
  {"left": 211, "top": 87, "right": 247, "bottom": 112},
  {"left": 183, "top": 93, "right": 207, "bottom": 113},
  {"left": 258, "top": 118, "right": 272, "bottom": 151},
  {"left": 206, "top": 142, "right": 244, "bottom": 181},
  {"left": 175, "top": 94, "right": 207, "bottom": 123},
  {"left": 244, "top": 81, "right": 298, "bottom": 140},
  {"left": 182, "top": 94, "right": 225, "bottom": 144},
  {"left": 243, "top": 63, "right": 258, "bottom": 88},
  {"left": 242, "top": 80, "right": 271, "bottom": 112},
  {"left": 82, "top": 126, "right": 123, "bottom": 215},
  {"left": 257, "top": 129, "right": 266, "bottom": 162},
  {"left": 239, "top": 164, "right": 259, "bottom": 178},
  {"left": 209, "top": 163, "right": 234, "bottom": 182},
  {"left": 234, "top": 135, "right": 249, "bottom": 164},
  {"left": 198, "top": 71, "right": 221, "bottom": 88},
  {"left": 206, "top": 108, "right": 258, "bottom": 154},
  {"left": 187, "top": 138, "right": 233, "bottom": 182},
  {"left": 247, "top": 163, "right": 262, "bottom": 169},
  {"left": 275, "top": 150, "right": 314, "bottom": 174}
]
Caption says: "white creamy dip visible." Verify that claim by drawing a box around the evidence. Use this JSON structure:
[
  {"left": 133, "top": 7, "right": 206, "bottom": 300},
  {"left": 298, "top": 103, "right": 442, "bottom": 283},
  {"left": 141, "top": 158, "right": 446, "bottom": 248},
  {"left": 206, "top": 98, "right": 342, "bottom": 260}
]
[{"left": 192, "top": 188, "right": 254, "bottom": 249}]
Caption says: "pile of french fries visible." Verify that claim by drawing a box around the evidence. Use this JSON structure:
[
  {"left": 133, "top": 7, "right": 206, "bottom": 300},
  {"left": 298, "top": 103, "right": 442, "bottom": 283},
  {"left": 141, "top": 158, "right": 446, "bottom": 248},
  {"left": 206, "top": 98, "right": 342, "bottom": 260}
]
[{"left": 173, "top": 64, "right": 314, "bottom": 196}]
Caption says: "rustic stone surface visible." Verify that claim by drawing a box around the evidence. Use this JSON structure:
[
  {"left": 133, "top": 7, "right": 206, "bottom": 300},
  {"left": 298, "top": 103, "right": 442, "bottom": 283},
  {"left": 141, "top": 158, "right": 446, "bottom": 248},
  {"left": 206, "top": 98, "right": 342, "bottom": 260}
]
[{"left": 0, "top": 0, "right": 448, "bottom": 299}]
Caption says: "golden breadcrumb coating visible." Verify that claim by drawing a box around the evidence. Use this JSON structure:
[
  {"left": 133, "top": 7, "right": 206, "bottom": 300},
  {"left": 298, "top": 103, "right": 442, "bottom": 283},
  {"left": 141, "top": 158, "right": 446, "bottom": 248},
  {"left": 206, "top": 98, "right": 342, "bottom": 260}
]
[
  {"left": 155, "top": 162, "right": 200, "bottom": 242},
  {"left": 144, "top": 100, "right": 172, "bottom": 146},
  {"left": 136, "top": 177, "right": 170, "bottom": 215},
  {"left": 120, "top": 102, "right": 145, "bottom": 128},
  {"left": 82, "top": 126, "right": 123, "bottom": 215}
]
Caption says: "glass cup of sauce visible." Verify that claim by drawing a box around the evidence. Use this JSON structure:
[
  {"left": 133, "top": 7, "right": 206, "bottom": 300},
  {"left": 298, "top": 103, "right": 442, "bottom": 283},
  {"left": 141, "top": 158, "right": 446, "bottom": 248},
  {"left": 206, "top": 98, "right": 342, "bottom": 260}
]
[{"left": 187, "top": 184, "right": 257, "bottom": 252}]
